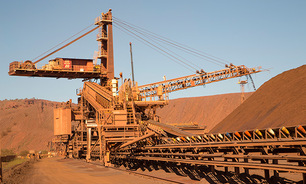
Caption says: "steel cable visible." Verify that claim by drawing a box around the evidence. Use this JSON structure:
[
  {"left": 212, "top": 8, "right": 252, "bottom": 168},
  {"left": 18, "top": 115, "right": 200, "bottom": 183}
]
[
  {"left": 33, "top": 26, "right": 98, "bottom": 64},
  {"left": 113, "top": 17, "right": 229, "bottom": 66},
  {"left": 113, "top": 24, "right": 195, "bottom": 72},
  {"left": 114, "top": 17, "right": 225, "bottom": 67},
  {"left": 31, "top": 23, "right": 95, "bottom": 62},
  {"left": 113, "top": 23, "right": 197, "bottom": 72},
  {"left": 113, "top": 19, "right": 201, "bottom": 69}
]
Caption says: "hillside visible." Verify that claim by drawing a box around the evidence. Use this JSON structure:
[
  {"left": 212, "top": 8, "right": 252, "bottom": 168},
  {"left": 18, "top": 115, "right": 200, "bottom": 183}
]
[
  {"left": 211, "top": 65, "right": 306, "bottom": 133},
  {"left": 157, "top": 93, "right": 252, "bottom": 132},
  {"left": 0, "top": 99, "right": 60, "bottom": 153},
  {"left": 1, "top": 92, "right": 249, "bottom": 152}
]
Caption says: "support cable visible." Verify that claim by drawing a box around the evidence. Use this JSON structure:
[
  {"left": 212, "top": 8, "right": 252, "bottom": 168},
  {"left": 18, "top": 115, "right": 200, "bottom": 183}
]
[
  {"left": 113, "top": 17, "right": 229, "bottom": 66},
  {"left": 113, "top": 18, "right": 225, "bottom": 67},
  {"left": 113, "top": 19, "right": 202, "bottom": 69},
  {"left": 114, "top": 24, "right": 195, "bottom": 72},
  {"left": 114, "top": 18, "right": 225, "bottom": 66},
  {"left": 113, "top": 24, "right": 197, "bottom": 72},
  {"left": 33, "top": 25, "right": 99, "bottom": 64},
  {"left": 247, "top": 75, "right": 257, "bottom": 91},
  {"left": 32, "top": 23, "right": 95, "bottom": 62}
]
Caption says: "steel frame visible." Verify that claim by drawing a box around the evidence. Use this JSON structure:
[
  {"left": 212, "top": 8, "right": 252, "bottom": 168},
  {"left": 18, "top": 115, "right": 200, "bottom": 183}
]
[{"left": 112, "top": 125, "right": 306, "bottom": 182}]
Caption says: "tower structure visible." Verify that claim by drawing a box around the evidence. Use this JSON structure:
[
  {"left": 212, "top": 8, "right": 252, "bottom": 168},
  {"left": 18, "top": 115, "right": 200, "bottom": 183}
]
[
  {"left": 238, "top": 80, "right": 248, "bottom": 104},
  {"left": 95, "top": 9, "right": 114, "bottom": 84}
]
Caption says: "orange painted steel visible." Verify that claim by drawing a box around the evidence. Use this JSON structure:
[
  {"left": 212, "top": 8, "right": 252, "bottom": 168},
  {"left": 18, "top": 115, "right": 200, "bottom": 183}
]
[
  {"left": 234, "top": 131, "right": 241, "bottom": 138},
  {"left": 298, "top": 125, "right": 306, "bottom": 134},
  {"left": 139, "top": 65, "right": 262, "bottom": 98},
  {"left": 54, "top": 108, "right": 72, "bottom": 135},
  {"left": 244, "top": 130, "right": 252, "bottom": 138}
]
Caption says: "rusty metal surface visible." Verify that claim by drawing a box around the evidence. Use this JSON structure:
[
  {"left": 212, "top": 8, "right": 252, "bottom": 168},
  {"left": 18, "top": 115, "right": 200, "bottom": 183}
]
[
  {"left": 54, "top": 108, "right": 72, "bottom": 135},
  {"left": 95, "top": 9, "right": 114, "bottom": 81}
]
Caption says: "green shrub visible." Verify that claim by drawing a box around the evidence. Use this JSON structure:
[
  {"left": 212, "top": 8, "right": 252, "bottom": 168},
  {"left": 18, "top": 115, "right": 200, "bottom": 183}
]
[
  {"left": 1, "top": 149, "right": 15, "bottom": 156},
  {"left": 19, "top": 150, "right": 29, "bottom": 156},
  {"left": 6, "top": 127, "right": 12, "bottom": 133},
  {"left": 41, "top": 150, "right": 48, "bottom": 154}
]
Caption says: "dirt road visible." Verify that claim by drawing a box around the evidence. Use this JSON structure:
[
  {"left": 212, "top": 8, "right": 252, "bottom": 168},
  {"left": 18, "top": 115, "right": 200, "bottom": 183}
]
[
  {"left": 24, "top": 157, "right": 169, "bottom": 184},
  {"left": 4, "top": 157, "right": 303, "bottom": 184}
]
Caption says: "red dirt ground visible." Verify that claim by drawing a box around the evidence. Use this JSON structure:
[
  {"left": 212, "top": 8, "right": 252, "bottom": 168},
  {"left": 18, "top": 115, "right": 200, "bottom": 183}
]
[
  {"left": 211, "top": 65, "right": 306, "bottom": 133},
  {"left": 157, "top": 93, "right": 252, "bottom": 132},
  {"left": 2, "top": 157, "right": 303, "bottom": 184}
]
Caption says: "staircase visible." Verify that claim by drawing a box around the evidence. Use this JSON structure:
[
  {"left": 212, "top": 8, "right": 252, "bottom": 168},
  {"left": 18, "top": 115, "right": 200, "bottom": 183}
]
[{"left": 127, "top": 103, "right": 136, "bottom": 124}]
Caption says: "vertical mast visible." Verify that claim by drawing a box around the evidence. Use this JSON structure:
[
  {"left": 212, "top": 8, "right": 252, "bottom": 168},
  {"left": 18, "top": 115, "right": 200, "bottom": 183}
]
[
  {"left": 95, "top": 9, "right": 114, "bottom": 85},
  {"left": 130, "top": 42, "right": 135, "bottom": 85}
]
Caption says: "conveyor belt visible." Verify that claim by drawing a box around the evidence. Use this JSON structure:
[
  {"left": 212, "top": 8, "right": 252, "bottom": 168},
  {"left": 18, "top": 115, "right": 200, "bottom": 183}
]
[
  {"left": 111, "top": 125, "right": 306, "bottom": 181},
  {"left": 82, "top": 82, "right": 112, "bottom": 110},
  {"left": 146, "top": 120, "right": 195, "bottom": 137}
]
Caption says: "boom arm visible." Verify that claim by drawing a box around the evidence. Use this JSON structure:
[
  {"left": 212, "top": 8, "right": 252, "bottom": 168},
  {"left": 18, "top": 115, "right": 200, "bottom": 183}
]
[{"left": 138, "top": 65, "right": 262, "bottom": 98}]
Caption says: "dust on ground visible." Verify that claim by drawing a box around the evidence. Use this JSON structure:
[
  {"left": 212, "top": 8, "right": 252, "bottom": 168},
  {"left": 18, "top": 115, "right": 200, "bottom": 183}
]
[
  {"left": 2, "top": 157, "right": 304, "bottom": 184},
  {"left": 3, "top": 157, "right": 171, "bottom": 184},
  {"left": 2, "top": 159, "right": 34, "bottom": 184}
]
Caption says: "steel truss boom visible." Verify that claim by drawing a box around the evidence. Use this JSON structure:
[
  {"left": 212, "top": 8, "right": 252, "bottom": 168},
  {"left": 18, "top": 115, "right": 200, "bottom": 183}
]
[{"left": 139, "top": 65, "right": 262, "bottom": 98}]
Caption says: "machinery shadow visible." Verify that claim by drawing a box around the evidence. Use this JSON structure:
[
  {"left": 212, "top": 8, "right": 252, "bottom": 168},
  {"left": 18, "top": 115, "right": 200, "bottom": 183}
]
[{"left": 118, "top": 161, "right": 303, "bottom": 184}]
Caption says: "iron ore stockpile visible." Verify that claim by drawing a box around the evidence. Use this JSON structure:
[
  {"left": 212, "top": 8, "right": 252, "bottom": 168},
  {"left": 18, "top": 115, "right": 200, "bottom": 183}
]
[
  {"left": 4, "top": 9, "right": 306, "bottom": 184},
  {"left": 211, "top": 65, "right": 306, "bottom": 133},
  {"left": 157, "top": 92, "right": 253, "bottom": 132}
]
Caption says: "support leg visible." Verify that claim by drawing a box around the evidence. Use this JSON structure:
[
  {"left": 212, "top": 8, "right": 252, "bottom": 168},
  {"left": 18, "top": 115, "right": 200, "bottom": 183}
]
[
  {"left": 224, "top": 157, "right": 228, "bottom": 173},
  {"left": 86, "top": 128, "right": 92, "bottom": 161},
  {"left": 235, "top": 167, "right": 240, "bottom": 175},
  {"left": 244, "top": 153, "right": 249, "bottom": 174},
  {"left": 272, "top": 159, "right": 279, "bottom": 178},
  {"left": 264, "top": 169, "right": 270, "bottom": 181}
]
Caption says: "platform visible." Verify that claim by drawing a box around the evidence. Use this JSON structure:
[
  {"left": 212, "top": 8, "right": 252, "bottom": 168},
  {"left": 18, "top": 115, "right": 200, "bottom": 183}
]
[{"left": 9, "top": 68, "right": 107, "bottom": 79}]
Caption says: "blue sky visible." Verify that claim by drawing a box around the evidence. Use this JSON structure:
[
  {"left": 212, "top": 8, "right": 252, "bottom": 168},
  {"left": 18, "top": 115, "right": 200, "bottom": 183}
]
[{"left": 1, "top": 1, "right": 305, "bottom": 103}]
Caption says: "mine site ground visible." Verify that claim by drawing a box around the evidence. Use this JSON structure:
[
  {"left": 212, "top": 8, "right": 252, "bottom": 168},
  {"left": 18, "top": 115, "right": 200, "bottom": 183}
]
[
  {"left": 1, "top": 156, "right": 304, "bottom": 184},
  {"left": 0, "top": 65, "right": 305, "bottom": 184}
]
